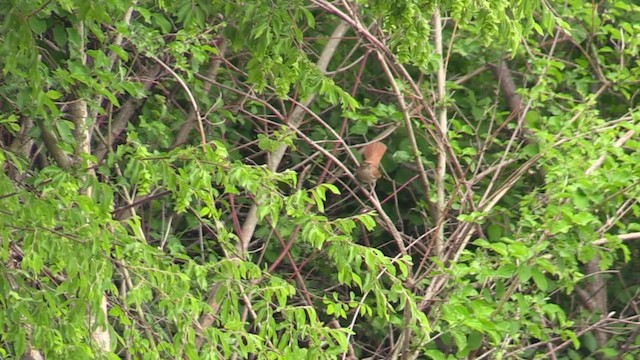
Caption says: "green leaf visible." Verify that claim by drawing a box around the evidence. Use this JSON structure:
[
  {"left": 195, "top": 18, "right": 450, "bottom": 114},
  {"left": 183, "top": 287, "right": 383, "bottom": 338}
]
[
  {"left": 46, "top": 90, "right": 63, "bottom": 100},
  {"left": 53, "top": 24, "right": 68, "bottom": 46},
  {"left": 489, "top": 242, "right": 508, "bottom": 256},
  {"left": 549, "top": 220, "right": 571, "bottom": 234},
  {"left": 518, "top": 264, "right": 532, "bottom": 282},
  {"left": 358, "top": 213, "right": 376, "bottom": 231},
  {"left": 424, "top": 350, "right": 446, "bottom": 360},
  {"left": 28, "top": 17, "right": 47, "bottom": 34},
  {"left": 531, "top": 268, "right": 548, "bottom": 291},
  {"left": 301, "top": 7, "right": 315, "bottom": 28},
  {"left": 487, "top": 224, "right": 502, "bottom": 241},
  {"left": 108, "top": 44, "right": 129, "bottom": 61}
]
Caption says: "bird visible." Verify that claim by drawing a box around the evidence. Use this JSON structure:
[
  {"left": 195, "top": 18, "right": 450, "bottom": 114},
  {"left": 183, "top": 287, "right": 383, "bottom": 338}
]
[{"left": 355, "top": 142, "right": 387, "bottom": 183}]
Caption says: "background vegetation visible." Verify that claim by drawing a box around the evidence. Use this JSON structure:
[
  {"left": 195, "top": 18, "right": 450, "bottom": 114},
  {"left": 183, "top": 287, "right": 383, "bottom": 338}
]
[{"left": 1, "top": 0, "right": 639, "bottom": 359}]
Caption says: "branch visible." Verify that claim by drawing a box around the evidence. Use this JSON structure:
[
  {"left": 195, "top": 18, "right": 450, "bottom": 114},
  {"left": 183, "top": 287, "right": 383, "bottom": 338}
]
[
  {"left": 95, "top": 64, "right": 162, "bottom": 163},
  {"left": 194, "top": 20, "right": 352, "bottom": 352},
  {"left": 148, "top": 54, "right": 206, "bottom": 145},
  {"left": 238, "top": 20, "right": 350, "bottom": 255},
  {"left": 593, "top": 232, "right": 640, "bottom": 246},
  {"left": 36, "top": 119, "right": 73, "bottom": 170},
  {"left": 173, "top": 38, "right": 227, "bottom": 147},
  {"left": 433, "top": 9, "right": 447, "bottom": 257}
]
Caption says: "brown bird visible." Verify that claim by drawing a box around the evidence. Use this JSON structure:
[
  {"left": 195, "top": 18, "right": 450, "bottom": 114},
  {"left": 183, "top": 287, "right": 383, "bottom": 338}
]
[{"left": 355, "top": 142, "right": 387, "bottom": 183}]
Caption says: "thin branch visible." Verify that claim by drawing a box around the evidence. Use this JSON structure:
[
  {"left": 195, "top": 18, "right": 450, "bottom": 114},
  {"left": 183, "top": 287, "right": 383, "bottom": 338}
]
[
  {"left": 239, "top": 20, "right": 350, "bottom": 255},
  {"left": 433, "top": 9, "right": 447, "bottom": 257},
  {"left": 148, "top": 54, "right": 206, "bottom": 145},
  {"left": 95, "top": 65, "right": 162, "bottom": 163},
  {"left": 36, "top": 119, "right": 73, "bottom": 170},
  {"left": 593, "top": 232, "right": 640, "bottom": 246},
  {"left": 173, "top": 38, "right": 227, "bottom": 147}
]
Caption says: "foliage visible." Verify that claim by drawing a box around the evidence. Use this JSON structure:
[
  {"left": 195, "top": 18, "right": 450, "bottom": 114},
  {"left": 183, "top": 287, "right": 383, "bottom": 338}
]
[{"left": 0, "top": 0, "right": 639, "bottom": 359}]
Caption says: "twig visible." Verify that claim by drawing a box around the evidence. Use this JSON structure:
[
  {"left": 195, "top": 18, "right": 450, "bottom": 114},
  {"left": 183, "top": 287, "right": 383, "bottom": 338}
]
[{"left": 148, "top": 55, "right": 206, "bottom": 145}]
